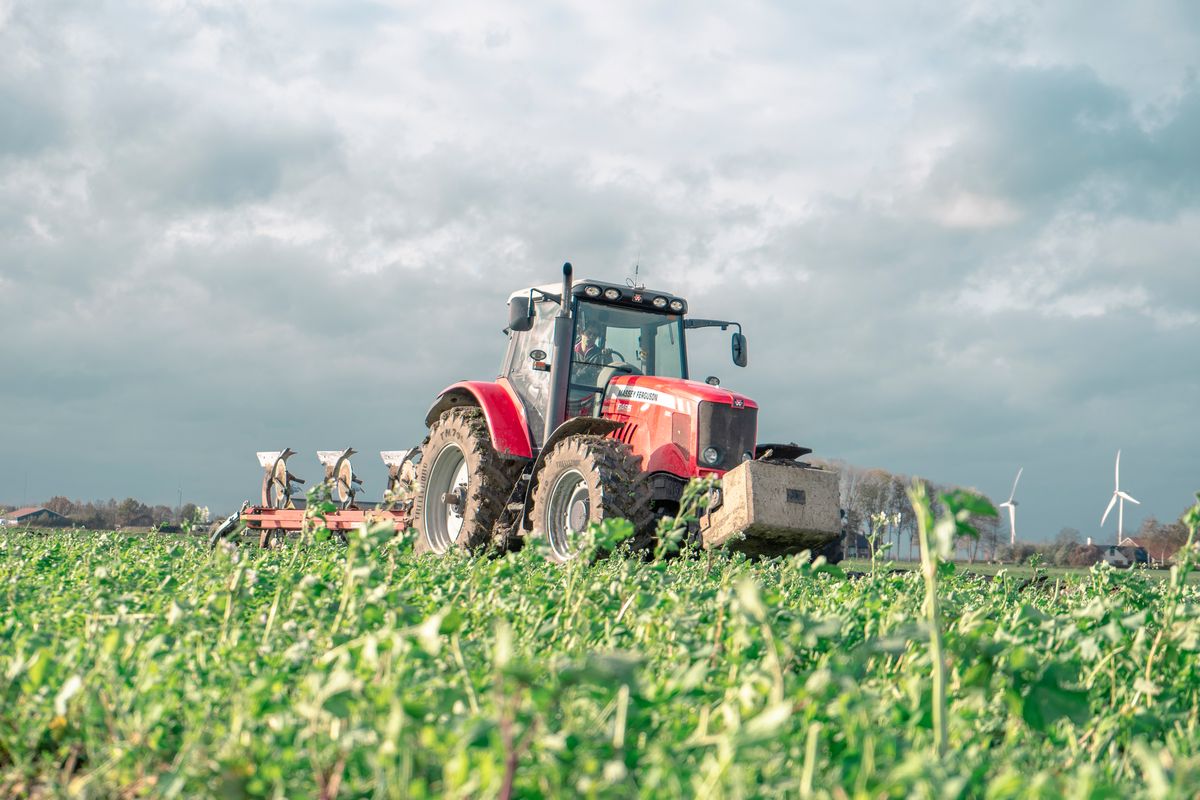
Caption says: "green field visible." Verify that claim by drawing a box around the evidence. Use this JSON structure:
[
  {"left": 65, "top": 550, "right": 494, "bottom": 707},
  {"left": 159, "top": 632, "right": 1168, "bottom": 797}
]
[
  {"left": 842, "top": 558, "right": 1200, "bottom": 582},
  {"left": 3, "top": 519, "right": 1200, "bottom": 798}
]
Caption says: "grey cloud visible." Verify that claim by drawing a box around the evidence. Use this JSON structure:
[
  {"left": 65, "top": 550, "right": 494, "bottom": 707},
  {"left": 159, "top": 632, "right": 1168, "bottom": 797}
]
[
  {"left": 84, "top": 108, "right": 346, "bottom": 211},
  {"left": 917, "top": 65, "right": 1200, "bottom": 219},
  {"left": 0, "top": 81, "right": 66, "bottom": 156},
  {"left": 1, "top": 1, "right": 1198, "bottom": 540}
]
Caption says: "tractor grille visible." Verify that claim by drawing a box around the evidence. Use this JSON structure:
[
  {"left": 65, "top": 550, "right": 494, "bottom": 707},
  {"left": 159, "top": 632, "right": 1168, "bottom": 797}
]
[{"left": 697, "top": 401, "right": 757, "bottom": 472}]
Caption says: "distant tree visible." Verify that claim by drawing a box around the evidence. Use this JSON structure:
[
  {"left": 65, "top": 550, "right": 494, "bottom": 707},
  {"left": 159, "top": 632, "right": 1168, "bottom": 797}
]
[
  {"left": 178, "top": 502, "right": 199, "bottom": 524},
  {"left": 1009, "top": 543, "right": 1039, "bottom": 564},
  {"left": 1068, "top": 545, "right": 1102, "bottom": 568},
  {"left": 972, "top": 503, "right": 1000, "bottom": 562},
  {"left": 1056, "top": 527, "right": 1081, "bottom": 546},
  {"left": 44, "top": 496, "right": 75, "bottom": 516},
  {"left": 116, "top": 497, "right": 150, "bottom": 527},
  {"left": 1049, "top": 528, "right": 1082, "bottom": 566},
  {"left": 1134, "top": 515, "right": 1189, "bottom": 564}
]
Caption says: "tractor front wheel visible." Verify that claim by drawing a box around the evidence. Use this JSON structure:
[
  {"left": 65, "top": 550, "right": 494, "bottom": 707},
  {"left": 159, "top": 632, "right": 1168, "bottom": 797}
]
[
  {"left": 413, "top": 408, "right": 520, "bottom": 555},
  {"left": 530, "top": 435, "right": 653, "bottom": 562}
]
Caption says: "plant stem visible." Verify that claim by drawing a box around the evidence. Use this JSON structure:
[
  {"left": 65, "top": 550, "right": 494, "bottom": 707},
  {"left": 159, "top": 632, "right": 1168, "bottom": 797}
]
[{"left": 909, "top": 482, "right": 947, "bottom": 758}]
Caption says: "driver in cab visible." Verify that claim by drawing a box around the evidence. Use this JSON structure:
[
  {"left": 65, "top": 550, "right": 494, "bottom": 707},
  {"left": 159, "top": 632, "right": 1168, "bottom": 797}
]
[
  {"left": 569, "top": 318, "right": 618, "bottom": 416},
  {"left": 574, "top": 319, "right": 616, "bottom": 370}
]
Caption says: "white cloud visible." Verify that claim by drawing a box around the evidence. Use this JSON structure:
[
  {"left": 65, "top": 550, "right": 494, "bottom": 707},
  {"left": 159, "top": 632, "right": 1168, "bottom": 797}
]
[{"left": 934, "top": 192, "right": 1023, "bottom": 228}]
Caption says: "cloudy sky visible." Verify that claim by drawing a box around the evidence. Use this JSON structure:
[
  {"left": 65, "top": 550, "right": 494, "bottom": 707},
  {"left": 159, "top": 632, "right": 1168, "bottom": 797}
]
[{"left": 2, "top": 1, "right": 1198, "bottom": 540}]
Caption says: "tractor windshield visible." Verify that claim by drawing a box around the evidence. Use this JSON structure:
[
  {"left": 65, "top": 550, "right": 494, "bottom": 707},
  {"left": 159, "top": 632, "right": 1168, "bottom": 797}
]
[{"left": 568, "top": 300, "right": 685, "bottom": 416}]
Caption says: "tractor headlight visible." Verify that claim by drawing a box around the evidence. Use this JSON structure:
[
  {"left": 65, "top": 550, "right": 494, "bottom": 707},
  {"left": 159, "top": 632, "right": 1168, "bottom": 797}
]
[
  {"left": 603, "top": 287, "right": 621, "bottom": 301},
  {"left": 669, "top": 299, "right": 685, "bottom": 312},
  {"left": 652, "top": 296, "right": 668, "bottom": 309},
  {"left": 583, "top": 285, "right": 602, "bottom": 298},
  {"left": 701, "top": 447, "right": 721, "bottom": 466}
]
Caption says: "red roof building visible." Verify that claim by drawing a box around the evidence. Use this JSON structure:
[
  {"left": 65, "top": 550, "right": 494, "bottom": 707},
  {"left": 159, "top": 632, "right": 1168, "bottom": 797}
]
[{"left": 1, "top": 507, "right": 69, "bottom": 526}]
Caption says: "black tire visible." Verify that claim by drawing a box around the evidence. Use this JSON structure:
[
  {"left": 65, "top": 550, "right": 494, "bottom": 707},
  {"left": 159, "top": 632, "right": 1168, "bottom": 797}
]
[
  {"left": 529, "top": 435, "right": 653, "bottom": 563},
  {"left": 413, "top": 407, "right": 521, "bottom": 555},
  {"left": 816, "top": 533, "right": 844, "bottom": 565}
]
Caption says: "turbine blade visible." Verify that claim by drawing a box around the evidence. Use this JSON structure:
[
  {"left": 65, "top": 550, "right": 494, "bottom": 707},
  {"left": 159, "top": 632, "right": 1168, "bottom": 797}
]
[
  {"left": 1118, "top": 491, "right": 1140, "bottom": 505},
  {"left": 1008, "top": 504, "right": 1017, "bottom": 539},
  {"left": 1009, "top": 467, "right": 1023, "bottom": 502},
  {"left": 1115, "top": 450, "right": 1121, "bottom": 490},
  {"left": 1101, "top": 493, "right": 1117, "bottom": 526}
]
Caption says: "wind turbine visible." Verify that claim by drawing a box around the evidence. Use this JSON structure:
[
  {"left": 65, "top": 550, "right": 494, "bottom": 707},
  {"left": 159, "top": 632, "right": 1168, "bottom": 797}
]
[
  {"left": 998, "top": 467, "right": 1022, "bottom": 546},
  {"left": 1100, "top": 450, "right": 1140, "bottom": 540}
]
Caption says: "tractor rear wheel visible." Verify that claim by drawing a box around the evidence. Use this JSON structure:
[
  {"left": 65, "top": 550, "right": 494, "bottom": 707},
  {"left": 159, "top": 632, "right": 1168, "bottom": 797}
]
[
  {"left": 413, "top": 407, "right": 521, "bottom": 555},
  {"left": 530, "top": 435, "right": 653, "bottom": 562}
]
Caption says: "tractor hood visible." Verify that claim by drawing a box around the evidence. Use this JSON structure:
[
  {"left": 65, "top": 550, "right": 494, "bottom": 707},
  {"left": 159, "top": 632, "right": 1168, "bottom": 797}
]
[{"left": 604, "top": 375, "right": 758, "bottom": 412}]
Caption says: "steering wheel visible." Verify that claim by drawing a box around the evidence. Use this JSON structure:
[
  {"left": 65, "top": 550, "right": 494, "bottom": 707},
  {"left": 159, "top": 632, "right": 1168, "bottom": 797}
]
[{"left": 597, "top": 361, "right": 642, "bottom": 391}]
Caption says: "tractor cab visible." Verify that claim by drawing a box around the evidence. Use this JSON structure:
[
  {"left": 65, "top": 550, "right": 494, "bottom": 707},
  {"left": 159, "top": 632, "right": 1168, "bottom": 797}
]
[{"left": 504, "top": 278, "right": 740, "bottom": 446}]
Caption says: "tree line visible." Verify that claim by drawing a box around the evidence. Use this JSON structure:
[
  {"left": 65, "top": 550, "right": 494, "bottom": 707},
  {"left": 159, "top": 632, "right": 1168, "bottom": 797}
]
[
  {"left": 819, "top": 459, "right": 1194, "bottom": 565},
  {"left": 999, "top": 514, "right": 1193, "bottom": 567},
  {"left": 3, "top": 497, "right": 205, "bottom": 530},
  {"left": 816, "top": 460, "right": 1002, "bottom": 562}
]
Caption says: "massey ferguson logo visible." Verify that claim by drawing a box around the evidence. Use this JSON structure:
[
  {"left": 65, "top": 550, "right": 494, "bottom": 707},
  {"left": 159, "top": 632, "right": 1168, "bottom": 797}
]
[{"left": 733, "top": 398, "right": 745, "bottom": 409}]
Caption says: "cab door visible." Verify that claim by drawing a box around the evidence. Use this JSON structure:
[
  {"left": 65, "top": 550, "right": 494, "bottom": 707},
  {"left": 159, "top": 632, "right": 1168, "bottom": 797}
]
[{"left": 501, "top": 299, "right": 556, "bottom": 447}]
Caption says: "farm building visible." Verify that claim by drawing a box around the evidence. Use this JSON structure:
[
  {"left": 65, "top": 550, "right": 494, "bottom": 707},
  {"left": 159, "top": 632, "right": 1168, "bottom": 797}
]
[
  {"left": 1, "top": 507, "right": 69, "bottom": 526},
  {"left": 1120, "top": 536, "right": 1175, "bottom": 565},
  {"left": 1098, "top": 544, "right": 1149, "bottom": 568},
  {"left": 844, "top": 532, "right": 873, "bottom": 559}
]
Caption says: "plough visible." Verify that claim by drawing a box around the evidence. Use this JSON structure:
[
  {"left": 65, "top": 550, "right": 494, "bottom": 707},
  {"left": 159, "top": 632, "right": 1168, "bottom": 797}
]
[{"left": 211, "top": 448, "right": 420, "bottom": 547}]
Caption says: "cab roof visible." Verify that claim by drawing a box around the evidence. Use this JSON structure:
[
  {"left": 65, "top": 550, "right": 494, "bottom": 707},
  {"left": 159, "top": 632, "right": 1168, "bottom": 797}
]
[{"left": 507, "top": 278, "right": 688, "bottom": 315}]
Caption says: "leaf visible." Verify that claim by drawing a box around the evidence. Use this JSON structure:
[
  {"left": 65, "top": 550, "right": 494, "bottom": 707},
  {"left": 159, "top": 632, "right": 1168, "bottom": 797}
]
[
  {"left": 812, "top": 561, "right": 846, "bottom": 580},
  {"left": 933, "top": 517, "right": 957, "bottom": 560},
  {"left": 743, "top": 702, "right": 793, "bottom": 741},
  {"left": 736, "top": 577, "right": 766, "bottom": 621},
  {"left": 1131, "top": 740, "right": 1173, "bottom": 800},
  {"left": 494, "top": 621, "right": 512, "bottom": 669},
  {"left": 322, "top": 689, "right": 355, "bottom": 719},
  {"left": 55, "top": 675, "right": 83, "bottom": 716},
  {"left": 1021, "top": 679, "right": 1090, "bottom": 730},
  {"left": 560, "top": 652, "right": 641, "bottom": 688},
  {"left": 417, "top": 612, "right": 446, "bottom": 655},
  {"left": 319, "top": 670, "right": 360, "bottom": 719},
  {"left": 438, "top": 608, "right": 464, "bottom": 635},
  {"left": 26, "top": 649, "right": 51, "bottom": 688},
  {"left": 943, "top": 489, "right": 999, "bottom": 520}
]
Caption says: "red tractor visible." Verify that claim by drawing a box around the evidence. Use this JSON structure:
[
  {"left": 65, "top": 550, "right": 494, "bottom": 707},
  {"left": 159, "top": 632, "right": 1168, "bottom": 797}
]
[{"left": 227, "top": 264, "right": 842, "bottom": 561}]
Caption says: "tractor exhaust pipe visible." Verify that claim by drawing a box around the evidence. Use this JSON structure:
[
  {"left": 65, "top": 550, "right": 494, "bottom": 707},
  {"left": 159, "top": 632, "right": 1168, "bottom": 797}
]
[{"left": 544, "top": 262, "right": 574, "bottom": 442}]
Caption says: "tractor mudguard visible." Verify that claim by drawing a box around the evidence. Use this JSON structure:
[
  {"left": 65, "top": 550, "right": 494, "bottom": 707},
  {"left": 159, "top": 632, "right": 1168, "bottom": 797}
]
[
  {"left": 518, "top": 416, "right": 623, "bottom": 530},
  {"left": 644, "top": 443, "right": 690, "bottom": 476},
  {"left": 425, "top": 381, "right": 534, "bottom": 460}
]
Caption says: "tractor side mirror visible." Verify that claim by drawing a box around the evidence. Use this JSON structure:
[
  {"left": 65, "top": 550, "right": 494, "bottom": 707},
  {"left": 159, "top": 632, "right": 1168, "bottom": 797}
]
[
  {"left": 508, "top": 297, "right": 533, "bottom": 332},
  {"left": 731, "top": 332, "right": 748, "bottom": 367}
]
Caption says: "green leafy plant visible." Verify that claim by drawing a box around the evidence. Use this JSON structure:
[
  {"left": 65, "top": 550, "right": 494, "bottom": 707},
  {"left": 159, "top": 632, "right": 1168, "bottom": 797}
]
[
  {"left": 3, "top": 489, "right": 1200, "bottom": 796},
  {"left": 908, "top": 482, "right": 997, "bottom": 757}
]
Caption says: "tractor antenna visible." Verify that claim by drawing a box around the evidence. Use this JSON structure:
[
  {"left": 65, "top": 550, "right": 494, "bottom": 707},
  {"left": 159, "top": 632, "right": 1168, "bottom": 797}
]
[{"left": 626, "top": 254, "right": 644, "bottom": 290}]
